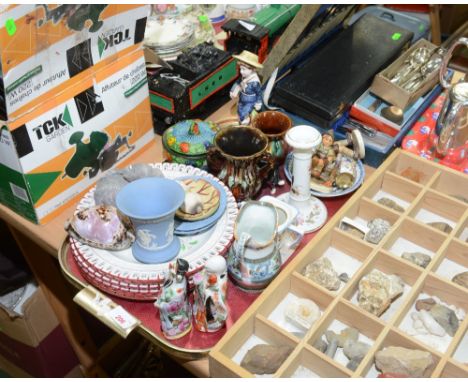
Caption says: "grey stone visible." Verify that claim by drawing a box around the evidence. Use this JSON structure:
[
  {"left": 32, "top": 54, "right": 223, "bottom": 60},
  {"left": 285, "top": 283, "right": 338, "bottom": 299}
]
[
  {"left": 346, "top": 357, "right": 362, "bottom": 372},
  {"left": 365, "top": 218, "right": 391, "bottom": 244},
  {"left": 343, "top": 340, "right": 371, "bottom": 361},
  {"left": 377, "top": 197, "right": 405, "bottom": 213},
  {"left": 452, "top": 272, "right": 468, "bottom": 289},
  {"left": 313, "top": 338, "right": 328, "bottom": 353},
  {"left": 241, "top": 344, "right": 292, "bottom": 375},
  {"left": 375, "top": 346, "right": 434, "bottom": 377},
  {"left": 325, "top": 338, "right": 338, "bottom": 359},
  {"left": 429, "top": 304, "right": 459, "bottom": 337},
  {"left": 339, "top": 273, "right": 350, "bottom": 283},
  {"left": 303, "top": 257, "right": 341, "bottom": 291},
  {"left": 415, "top": 298, "right": 436, "bottom": 311},
  {"left": 325, "top": 327, "right": 359, "bottom": 348},
  {"left": 427, "top": 221, "right": 452, "bottom": 234},
  {"left": 401, "top": 252, "right": 432, "bottom": 269}
]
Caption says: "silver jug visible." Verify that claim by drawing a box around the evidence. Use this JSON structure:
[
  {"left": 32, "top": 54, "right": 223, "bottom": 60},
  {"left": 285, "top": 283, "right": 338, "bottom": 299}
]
[{"left": 435, "top": 37, "right": 468, "bottom": 157}]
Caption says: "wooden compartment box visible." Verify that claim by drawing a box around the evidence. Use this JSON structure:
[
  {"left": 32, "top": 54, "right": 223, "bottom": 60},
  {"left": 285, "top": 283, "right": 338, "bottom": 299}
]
[{"left": 209, "top": 150, "right": 468, "bottom": 377}]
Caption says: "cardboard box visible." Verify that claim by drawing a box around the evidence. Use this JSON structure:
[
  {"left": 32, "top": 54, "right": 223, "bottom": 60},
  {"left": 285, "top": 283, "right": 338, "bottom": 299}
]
[
  {"left": 0, "top": 4, "right": 150, "bottom": 119},
  {"left": 0, "top": 285, "right": 80, "bottom": 377},
  {"left": 0, "top": 48, "right": 155, "bottom": 224},
  {"left": 370, "top": 39, "right": 439, "bottom": 110}
]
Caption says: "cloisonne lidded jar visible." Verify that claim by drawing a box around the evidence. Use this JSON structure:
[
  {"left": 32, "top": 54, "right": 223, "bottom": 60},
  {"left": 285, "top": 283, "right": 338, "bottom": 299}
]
[{"left": 162, "top": 119, "right": 219, "bottom": 169}]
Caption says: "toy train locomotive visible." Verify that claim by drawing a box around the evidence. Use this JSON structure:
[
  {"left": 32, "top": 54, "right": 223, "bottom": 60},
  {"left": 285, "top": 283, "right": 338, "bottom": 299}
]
[
  {"left": 222, "top": 5, "right": 301, "bottom": 63},
  {"left": 147, "top": 43, "right": 238, "bottom": 135}
]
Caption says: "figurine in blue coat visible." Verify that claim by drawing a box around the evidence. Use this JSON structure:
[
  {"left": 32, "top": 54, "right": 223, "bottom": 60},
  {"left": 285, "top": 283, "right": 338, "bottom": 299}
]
[{"left": 230, "top": 51, "right": 263, "bottom": 125}]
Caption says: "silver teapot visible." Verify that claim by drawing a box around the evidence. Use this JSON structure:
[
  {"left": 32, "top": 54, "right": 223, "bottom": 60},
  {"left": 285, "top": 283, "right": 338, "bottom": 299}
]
[{"left": 435, "top": 37, "right": 468, "bottom": 157}]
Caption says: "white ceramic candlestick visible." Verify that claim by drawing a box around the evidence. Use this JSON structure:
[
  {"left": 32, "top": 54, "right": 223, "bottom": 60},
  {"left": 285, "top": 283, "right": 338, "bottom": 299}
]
[{"left": 278, "top": 125, "right": 328, "bottom": 233}]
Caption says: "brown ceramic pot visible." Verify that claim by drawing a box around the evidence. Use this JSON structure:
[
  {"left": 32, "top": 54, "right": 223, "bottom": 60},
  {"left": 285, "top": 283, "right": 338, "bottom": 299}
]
[{"left": 207, "top": 126, "right": 274, "bottom": 201}]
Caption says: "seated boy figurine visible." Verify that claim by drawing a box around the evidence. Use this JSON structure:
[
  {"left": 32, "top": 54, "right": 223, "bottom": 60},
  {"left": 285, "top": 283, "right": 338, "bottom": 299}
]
[
  {"left": 230, "top": 51, "right": 263, "bottom": 125},
  {"left": 311, "top": 130, "right": 336, "bottom": 184}
]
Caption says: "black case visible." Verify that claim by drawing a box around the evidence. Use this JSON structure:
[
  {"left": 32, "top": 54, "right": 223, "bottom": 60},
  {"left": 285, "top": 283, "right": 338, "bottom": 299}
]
[{"left": 271, "top": 14, "right": 414, "bottom": 128}]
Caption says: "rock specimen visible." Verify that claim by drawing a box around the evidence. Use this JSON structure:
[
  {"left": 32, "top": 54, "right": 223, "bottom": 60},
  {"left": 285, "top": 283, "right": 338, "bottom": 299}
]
[
  {"left": 313, "top": 338, "right": 328, "bottom": 353},
  {"left": 429, "top": 304, "right": 459, "bottom": 337},
  {"left": 346, "top": 357, "right": 361, "bottom": 371},
  {"left": 427, "top": 221, "right": 452, "bottom": 234},
  {"left": 365, "top": 218, "right": 391, "bottom": 244},
  {"left": 358, "top": 269, "right": 405, "bottom": 316},
  {"left": 285, "top": 297, "right": 321, "bottom": 330},
  {"left": 400, "top": 167, "right": 423, "bottom": 183},
  {"left": 241, "top": 344, "right": 292, "bottom": 374},
  {"left": 377, "top": 197, "right": 405, "bottom": 213},
  {"left": 401, "top": 252, "right": 432, "bottom": 269},
  {"left": 339, "top": 273, "right": 350, "bottom": 283},
  {"left": 415, "top": 298, "right": 436, "bottom": 311},
  {"left": 410, "top": 310, "right": 446, "bottom": 337},
  {"left": 325, "top": 327, "right": 359, "bottom": 347},
  {"left": 325, "top": 338, "right": 338, "bottom": 358},
  {"left": 303, "top": 257, "right": 341, "bottom": 291},
  {"left": 375, "top": 346, "right": 434, "bottom": 377},
  {"left": 343, "top": 340, "right": 371, "bottom": 361},
  {"left": 452, "top": 272, "right": 468, "bottom": 289}
]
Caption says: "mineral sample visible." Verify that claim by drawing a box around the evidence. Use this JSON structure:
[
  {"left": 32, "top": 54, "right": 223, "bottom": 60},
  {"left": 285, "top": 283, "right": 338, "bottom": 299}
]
[
  {"left": 325, "top": 327, "right": 359, "bottom": 348},
  {"left": 284, "top": 297, "right": 321, "bottom": 330},
  {"left": 365, "top": 218, "right": 391, "bottom": 244},
  {"left": 346, "top": 358, "right": 361, "bottom": 372},
  {"left": 339, "top": 273, "right": 350, "bottom": 283},
  {"left": 357, "top": 269, "right": 405, "bottom": 316},
  {"left": 427, "top": 221, "right": 452, "bottom": 234},
  {"left": 343, "top": 340, "right": 371, "bottom": 361},
  {"left": 401, "top": 252, "right": 432, "bottom": 269},
  {"left": 241, "top": 344, "right": 292, "bottom": 375},
  {"left": 410, "top": 310, "right": 446, "bottom": 337},
  {"left": 313, "top": 338, "right": 328, "bottom": 353},
  {"left": 415, "top": 298, "right": 436, "bottom": 311},
  {"left": 377, "top": 197, "right": 405, "bottom": 213},
  {"left": 325, "top": 338, "right": 338, "bottom": 358},
  {"left": 375, "top": 346, "right": 434, "bottom": 377},
  {"left": 452, "top": 272, "right": 468, "bottom": 289},
  {"left": 429, "top": 304, "right": 459, "bottom": 337},
  {"left": 303, "top": 257, "right": 341, "bottom": 291},
  {"left": 400, "top": 167, "right": 423, "bottom": 183}
]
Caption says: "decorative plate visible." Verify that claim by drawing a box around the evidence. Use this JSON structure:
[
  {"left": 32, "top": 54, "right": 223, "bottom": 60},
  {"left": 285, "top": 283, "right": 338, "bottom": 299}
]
[
  {"left": 174, "top": 177, "right": 226, "bottom": 236},
  {"left": 69, "top": 163, "right": 238, "bottom": 300},
  {"left": 175, "top": 177, "right": 220, "bottom": 222},
  {"left": 284, "top": 152, "right": 365, "bottom": 198}
]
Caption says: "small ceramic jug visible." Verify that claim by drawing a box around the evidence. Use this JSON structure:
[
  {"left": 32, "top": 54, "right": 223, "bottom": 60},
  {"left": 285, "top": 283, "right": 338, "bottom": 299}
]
[
  {"left": 192, "top": 256, "right": 228, "bottom": 332},
  {"left": 154, "top": 258, "right": 192, "bottom": 339},
  {"left": 228, "top": 201, "right": 281, "bottom": 291}
]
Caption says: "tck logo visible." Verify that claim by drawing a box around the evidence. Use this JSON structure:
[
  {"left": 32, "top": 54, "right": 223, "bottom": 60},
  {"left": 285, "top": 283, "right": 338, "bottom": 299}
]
[
  {"left": 98, "top": 28, "right": 131, "bottom": 58},
  {"left": 32, "top": 105, "right": 73, "bottom": 140}
]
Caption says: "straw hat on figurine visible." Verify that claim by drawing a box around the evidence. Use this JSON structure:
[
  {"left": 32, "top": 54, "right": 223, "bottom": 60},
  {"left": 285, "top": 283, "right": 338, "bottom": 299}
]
[{"left": 233, "top": 50, "right": 263, "bottom": 70}]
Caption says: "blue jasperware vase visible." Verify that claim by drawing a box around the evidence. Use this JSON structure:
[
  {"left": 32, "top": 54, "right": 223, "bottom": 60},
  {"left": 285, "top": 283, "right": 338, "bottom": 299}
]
[{"left": 116, "top": 177, "right": 185, "bottom": 264}]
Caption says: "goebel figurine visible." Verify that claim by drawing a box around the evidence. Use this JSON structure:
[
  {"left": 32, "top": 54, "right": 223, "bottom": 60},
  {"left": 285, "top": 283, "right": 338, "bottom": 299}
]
[
  {"left": 230, "top": 50, "right": 263, "bottom": 125},
  {"left": 155, "top": 258, "right": 192, "bottom": 339},
  {"left": 192, "top": 256, "right": 228, "bottom": 332}
]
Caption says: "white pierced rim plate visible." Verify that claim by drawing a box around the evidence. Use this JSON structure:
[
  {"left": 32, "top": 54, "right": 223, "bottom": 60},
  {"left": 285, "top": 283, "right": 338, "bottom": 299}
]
[{"left": 69, "top": 163, "right": 238, "bottom": 300}]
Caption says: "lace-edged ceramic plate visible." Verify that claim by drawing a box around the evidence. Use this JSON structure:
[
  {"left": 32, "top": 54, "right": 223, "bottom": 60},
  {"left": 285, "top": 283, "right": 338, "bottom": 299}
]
[{"left": 69, "top": 163, "right": 238, "bottom": 300}]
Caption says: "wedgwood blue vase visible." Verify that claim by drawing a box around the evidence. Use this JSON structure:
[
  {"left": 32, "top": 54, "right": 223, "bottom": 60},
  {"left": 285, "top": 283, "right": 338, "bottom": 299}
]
[{"left": 116, "top": 177, "right": 185, "bottom": 264}]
